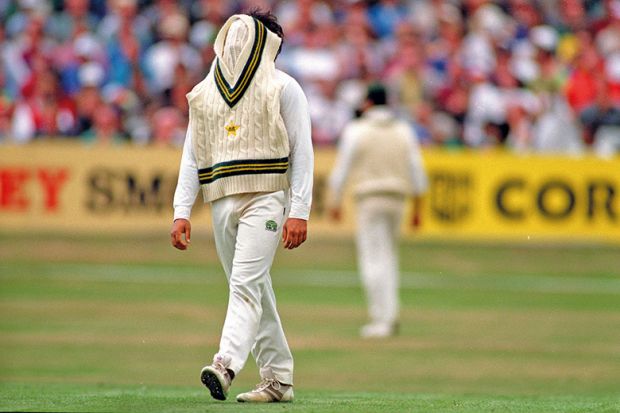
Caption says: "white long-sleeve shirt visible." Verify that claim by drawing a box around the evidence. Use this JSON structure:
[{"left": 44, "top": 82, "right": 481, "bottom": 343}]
[{"left": 173, "top": 70, "right": 314, "bottom": 221}]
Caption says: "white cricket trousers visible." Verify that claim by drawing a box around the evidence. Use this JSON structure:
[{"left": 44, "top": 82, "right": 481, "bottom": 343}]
[
  {"left": 210, "top": 190, "right": 294, "bottom": 385},
  {"left": 355, "top": 195, "right": 405, "bottom": 327}
]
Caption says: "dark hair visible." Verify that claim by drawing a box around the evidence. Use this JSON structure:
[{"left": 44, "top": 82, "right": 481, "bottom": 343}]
[
  {"left": 248, "top": 9, "right": 284, "bottom": 58},
  {"left": 366, "top": 83, "right": 388, "bottom": 106}
]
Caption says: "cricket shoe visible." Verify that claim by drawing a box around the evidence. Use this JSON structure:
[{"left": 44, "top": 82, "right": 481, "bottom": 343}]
[
  {"left": 360, "top": 322, "right": 399, "bottom": 339},
  {"left": 200, "top": 354, "right": 233, "bottom": 400},
  {"left": 236, "top": 378, "right": 294, "bottom": 403}
]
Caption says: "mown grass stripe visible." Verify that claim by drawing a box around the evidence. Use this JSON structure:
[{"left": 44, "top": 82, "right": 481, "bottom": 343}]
[{"left": 2, "top": 264, "right": 620, "bottom": 295}]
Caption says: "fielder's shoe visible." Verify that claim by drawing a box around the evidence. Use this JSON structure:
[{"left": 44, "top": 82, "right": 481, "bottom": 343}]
[
  {"left": 236, "top": 378, "right": 294, "bottom": 403},
  {"left": 200, "top": 354, "right": 233, "bottom": 401},
  {"left": 360, "top": 322, "right": 399, "bottom": 339}
]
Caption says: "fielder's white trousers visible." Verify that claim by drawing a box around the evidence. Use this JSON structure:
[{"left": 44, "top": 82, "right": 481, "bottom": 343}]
[
  {"left": 355, "top": 195, "right": 404, "bottom": 327},
  {"left": 210, "top": 190, "right": 294, "bottom": 385}
]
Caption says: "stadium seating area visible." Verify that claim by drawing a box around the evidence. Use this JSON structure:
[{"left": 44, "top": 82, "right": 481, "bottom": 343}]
[{"left": 1, "top": 0, "right": 620, "bottom": 156}]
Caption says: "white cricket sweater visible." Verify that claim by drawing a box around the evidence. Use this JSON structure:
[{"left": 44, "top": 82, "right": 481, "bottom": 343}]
[
  {"left": 187, "top": 15, "right": 291, "bottom": 202},
  {"left": 173, "top": 69, "right": 313, "bottom": 221},
  {"left": 328, "top": 106, "right": 428, "bottom": 206}
]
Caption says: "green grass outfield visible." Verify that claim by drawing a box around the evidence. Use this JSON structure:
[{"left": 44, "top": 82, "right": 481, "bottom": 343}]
[{"left": 1, "top": 233, "right": 619, "bottom": 412}]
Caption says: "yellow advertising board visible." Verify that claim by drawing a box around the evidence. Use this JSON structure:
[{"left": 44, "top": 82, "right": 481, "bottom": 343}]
[
  {"left": 411, "top": 150, "right": 620, "bottom": 243},
  {"left": 0, "top": 143, "right": 618, "bottom": 243}
]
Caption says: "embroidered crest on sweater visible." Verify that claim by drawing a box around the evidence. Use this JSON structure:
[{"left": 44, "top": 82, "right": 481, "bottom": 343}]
[{"left": 225, "top": 120, "right": 240, "bottom": 137}]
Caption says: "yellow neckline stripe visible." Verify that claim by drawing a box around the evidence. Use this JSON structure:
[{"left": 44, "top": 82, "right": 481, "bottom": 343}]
[
  {"left": 214, "top": 18, "right": 267, "bottom": 108},
  {"left": 198, "top": 157, "right": 289, "bottom": 184}
]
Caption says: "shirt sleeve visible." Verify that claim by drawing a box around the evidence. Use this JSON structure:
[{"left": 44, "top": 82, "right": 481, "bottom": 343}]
[
  {"left": 407, "top": 128, "right": 429, "bottom": 195},
  {"left": 327, "top": 124, "right": 357, "bottom": 207},
  {"left": 173, "top": 129, "right": 200, "bottom": 220},
  {"left": 280, "top": 74, "right": 314, "bottom": 220}
]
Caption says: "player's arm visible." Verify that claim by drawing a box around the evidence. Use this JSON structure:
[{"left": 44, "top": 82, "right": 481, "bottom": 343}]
[
  {"left": 327, "top": 125, "right": 356, "bottom": 221},
  {"left": 406, "top": 127, "right": 428, "bottom": 229},
  {"left": 280, "top": 73, "right": 313, "bottom": 249},
  {"left": 171, "top": 129, "right": 200, "bottom": 250}
]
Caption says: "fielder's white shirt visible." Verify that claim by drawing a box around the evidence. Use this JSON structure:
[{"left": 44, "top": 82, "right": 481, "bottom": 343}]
[{"left": 173, "top": 70, "right": 314, "bottom": 221}]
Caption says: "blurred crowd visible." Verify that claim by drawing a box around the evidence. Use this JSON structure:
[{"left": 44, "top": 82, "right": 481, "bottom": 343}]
[{"left": 1, "top": 0, "right": 620, "bottom": 157}]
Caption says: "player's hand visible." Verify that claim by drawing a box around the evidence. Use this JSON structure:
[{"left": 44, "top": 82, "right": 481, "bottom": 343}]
[
  {"left": 170, "top": 219, "right": 191, "bottom": 250},
  {"left": 329, "top": 207, "right": 342, "bottom": 222},
  {"left": 411, "top": 213, "right": 421, "bottom": 230},
  {"left": 282, "top": 218, "right": 307, "bottom": 249}
]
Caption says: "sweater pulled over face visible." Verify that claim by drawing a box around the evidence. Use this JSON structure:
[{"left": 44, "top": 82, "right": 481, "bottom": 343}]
[{"left": 187, "top": 14, "right": 290, "bottom": 203}]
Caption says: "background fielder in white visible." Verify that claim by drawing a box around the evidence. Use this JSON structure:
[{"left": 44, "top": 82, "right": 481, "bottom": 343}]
[{"left": 328, "top": 83, "right": 427, "bottom": 338}]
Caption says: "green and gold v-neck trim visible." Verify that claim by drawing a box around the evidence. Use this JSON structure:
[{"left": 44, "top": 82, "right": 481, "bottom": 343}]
[{"left": 214, "top": 18, "right": 267, "bottom": 108}]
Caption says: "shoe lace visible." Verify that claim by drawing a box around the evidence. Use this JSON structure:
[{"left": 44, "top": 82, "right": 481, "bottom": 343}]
[
  {"left": 213, "top": 360, "right": 229, "bottom": 379},
  {"left": 255, "top": 377, "right": 280, "bottom": 392}
]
